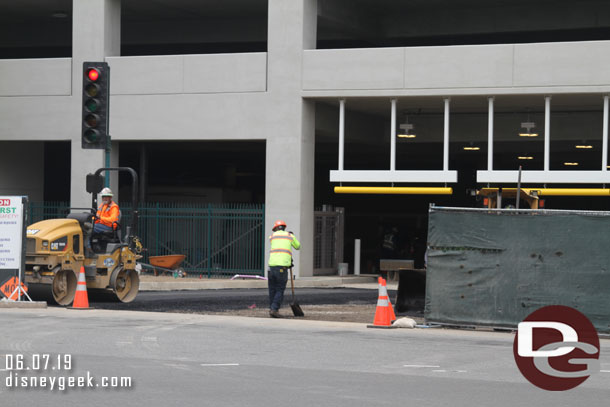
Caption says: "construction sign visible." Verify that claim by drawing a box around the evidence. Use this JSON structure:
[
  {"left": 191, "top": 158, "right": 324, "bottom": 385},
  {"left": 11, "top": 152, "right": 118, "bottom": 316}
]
[
  {"left": 0, "top": 276, "right": 27, "bottom": 300},
  {"left": 0, "top": 196, "right": 25, "bottom": 270},
  {"left": 0, "top": 196, "right": 27, "bottom": 300}
]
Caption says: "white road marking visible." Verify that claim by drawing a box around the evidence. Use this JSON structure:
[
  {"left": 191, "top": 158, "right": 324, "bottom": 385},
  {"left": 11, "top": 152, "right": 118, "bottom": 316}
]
[
  {"left": 432, "top": 369, "right": 447, "bottom": 373},
  {"left": 600, "top": 370, "right": 610, "bottom": 373},
  {"left": 200, "top": 363, "right": 240, "bottom": 367},
  {"left": 403, "top": 365, "right": 440, "bottom": 368}
]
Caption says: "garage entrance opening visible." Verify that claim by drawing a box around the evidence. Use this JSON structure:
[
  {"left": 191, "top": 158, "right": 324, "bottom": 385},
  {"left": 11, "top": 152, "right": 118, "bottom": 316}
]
[
  {"left": 315, "top": 95, "right": 609, "bottom": 278},
  {"left": 118, "top": 140, "right": 265, "bottom": 204}
]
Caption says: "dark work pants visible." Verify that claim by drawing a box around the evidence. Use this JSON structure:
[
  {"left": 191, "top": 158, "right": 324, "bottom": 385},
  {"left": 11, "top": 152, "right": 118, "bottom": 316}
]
[{"left": 268, "top": 266, "right": 289, "bottom": 311}]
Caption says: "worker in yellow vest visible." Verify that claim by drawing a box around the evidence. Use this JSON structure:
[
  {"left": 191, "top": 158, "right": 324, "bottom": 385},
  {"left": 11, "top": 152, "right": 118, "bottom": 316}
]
[{"left": 268, "top": 220, "right": 300, "bottom": 318}]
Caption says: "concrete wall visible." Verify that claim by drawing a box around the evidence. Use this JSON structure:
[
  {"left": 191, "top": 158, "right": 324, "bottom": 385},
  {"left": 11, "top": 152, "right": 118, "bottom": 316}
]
[
  {"left": 107, "top": 53, "right": 267, "bottom": 94},
  {"left": 303, "top": 41, "right": 610, "bottom": 95},
  {"left": 0, "top": 58, "right": 72, "bottom": 96}
]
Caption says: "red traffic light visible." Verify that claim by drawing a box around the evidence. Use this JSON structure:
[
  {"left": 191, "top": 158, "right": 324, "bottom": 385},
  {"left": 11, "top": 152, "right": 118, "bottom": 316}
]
[{"left": 87, "top": 68, "right": 99, "bottom": 81}]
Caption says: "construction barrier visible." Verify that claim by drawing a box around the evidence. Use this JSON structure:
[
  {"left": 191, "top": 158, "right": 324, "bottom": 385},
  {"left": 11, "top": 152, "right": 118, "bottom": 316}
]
[{"left": 425, "top": 206, "right": 610, "bottom": 333}]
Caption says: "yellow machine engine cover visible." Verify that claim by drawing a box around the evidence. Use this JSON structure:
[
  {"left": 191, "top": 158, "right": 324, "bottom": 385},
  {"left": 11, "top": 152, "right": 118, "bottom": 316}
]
[{"left": 26, "top": 219, "right": 83, "bottom": 255}]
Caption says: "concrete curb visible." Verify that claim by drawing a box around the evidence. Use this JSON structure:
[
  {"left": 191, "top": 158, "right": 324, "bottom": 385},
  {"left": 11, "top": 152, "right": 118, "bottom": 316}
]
[
  {"left": 0, "top": 300, "right": 47, "bottom": 309},
  {"left": 139, "top": 275, "right": 379, "bottom": 291}
]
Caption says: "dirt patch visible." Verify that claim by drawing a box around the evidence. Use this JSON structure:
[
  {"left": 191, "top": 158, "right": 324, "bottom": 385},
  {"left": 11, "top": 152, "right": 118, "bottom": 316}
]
[{"left": 203, "top": 303, "right": 425, "bottom": 324}]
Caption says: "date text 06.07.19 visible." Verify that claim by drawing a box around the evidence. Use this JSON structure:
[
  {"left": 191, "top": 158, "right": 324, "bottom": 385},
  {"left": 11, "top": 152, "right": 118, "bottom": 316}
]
[{"left": 4, "top": 354, "right": 72, "bottom": 371}]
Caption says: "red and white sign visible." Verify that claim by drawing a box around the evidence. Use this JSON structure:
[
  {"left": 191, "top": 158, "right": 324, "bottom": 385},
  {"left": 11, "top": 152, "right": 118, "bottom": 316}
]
[{"left": 0, "top": 196, "right": 24, "bottom": 270}]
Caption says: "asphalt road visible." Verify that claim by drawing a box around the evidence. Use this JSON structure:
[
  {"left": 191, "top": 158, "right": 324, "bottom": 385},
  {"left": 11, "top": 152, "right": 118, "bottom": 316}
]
[
  {"left": 1, "top": 308, "right": 609, "bottom": 407},
  {"left": 27, "top": 285, "right": 404, "bottom": 313}
]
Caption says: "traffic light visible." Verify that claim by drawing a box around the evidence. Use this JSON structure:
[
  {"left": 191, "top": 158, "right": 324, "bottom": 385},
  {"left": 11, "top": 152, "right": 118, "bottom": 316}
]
[{"left": 82, "top": 62, "right": 110, "bottom": 149}]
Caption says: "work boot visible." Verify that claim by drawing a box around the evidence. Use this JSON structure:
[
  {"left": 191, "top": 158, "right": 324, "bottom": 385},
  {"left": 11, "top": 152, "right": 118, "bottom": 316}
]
[{"left": 269, "top": 310, "right": 281, "bottom": 318}]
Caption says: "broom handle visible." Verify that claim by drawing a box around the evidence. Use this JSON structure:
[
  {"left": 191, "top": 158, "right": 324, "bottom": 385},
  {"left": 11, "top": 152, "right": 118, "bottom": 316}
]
[{"left": 289, "top": 267, "right": 296, "bottom": 299}]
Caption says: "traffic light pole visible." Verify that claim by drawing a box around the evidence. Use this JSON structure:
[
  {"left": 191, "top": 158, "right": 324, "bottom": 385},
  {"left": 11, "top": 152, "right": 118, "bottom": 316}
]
[{"left": 105, "top": 135, "right": 111, "bottom": 187}]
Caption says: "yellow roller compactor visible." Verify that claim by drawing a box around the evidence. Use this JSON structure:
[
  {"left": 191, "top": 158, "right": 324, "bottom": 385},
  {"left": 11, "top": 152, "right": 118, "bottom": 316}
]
[{"left": 24, "top": 168, "right": 143, "bottom": 305}]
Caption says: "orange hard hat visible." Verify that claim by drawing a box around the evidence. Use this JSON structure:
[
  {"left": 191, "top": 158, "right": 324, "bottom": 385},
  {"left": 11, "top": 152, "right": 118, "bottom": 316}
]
[{"left": 273, "top": 220, "right": 286, "bottom": 230}]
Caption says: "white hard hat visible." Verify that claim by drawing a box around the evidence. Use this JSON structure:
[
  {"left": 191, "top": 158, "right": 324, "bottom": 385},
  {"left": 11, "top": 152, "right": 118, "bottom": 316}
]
[{"left": 101, "top": 187, "right": 113, "bottom": 197}]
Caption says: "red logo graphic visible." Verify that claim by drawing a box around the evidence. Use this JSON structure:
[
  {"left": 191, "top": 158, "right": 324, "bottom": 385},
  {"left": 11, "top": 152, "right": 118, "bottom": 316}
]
[{"left": 513, "top": 305, "right": 600, "bottom": 391}]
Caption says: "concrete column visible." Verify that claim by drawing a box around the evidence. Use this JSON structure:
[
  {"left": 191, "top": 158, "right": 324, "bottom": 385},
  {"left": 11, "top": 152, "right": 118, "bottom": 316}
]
[
  {"left": 487, "top": 97, "right": 494, "bottom": 171},
  {"left": 603, "top": 95, "right": 609, "bottom": 171},
  {"left": 390, "top": 99, "right": 396, "bottom": 171},
  {"left": 109, "top": 140, "right": 120, "bottom": 200},
  {"left": 544, "top": 96, "right": 551, "bottom": 172},
  {"left": 70, "top": 0, "right": 121, "bottom": 207},
  {"left": 338, "top": 99, "right": 345, "bottom": 171},
  {"left": 443, "top": 98, "right": 450, "bottom": 171},
  {"left": 265, "top": 0, "right": 317, "bottom": 277}
]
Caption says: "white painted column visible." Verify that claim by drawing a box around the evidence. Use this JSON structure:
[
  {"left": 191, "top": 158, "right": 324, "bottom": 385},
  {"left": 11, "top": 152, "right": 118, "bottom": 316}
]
[
  {"left": 443, "top": 98, "right": 450, "bottom": 171},
  {"left": 390, "top": 99, "right": 397, "bottom": 171},
  {"left": 339, "top": 99, "right": 345, "bottom": 171},
  {"left": 354, "top": 239, "right": 361, "bottom": 275},
  {"left": 544, "top": 96, "right": 551, "bottom": 172},
  {"left": 603, "top": 95, "right": 609, "bottom": 171},
  {"left": 487, "top": 97, "right": 494, "bottom": 171}
]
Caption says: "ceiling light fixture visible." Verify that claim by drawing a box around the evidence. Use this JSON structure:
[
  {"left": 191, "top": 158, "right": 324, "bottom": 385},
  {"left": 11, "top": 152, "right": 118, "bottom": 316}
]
[
  {"left": 575, "top": 144, "right": 593, "bottom": 149},
  {"left": 397, "top": 114, "right": 416, "bottom": 139},
  {"left": 564, "top": 162, "right": 579, "bottom": 166},
  {"left": 463, "top": 146, "right": 481, "bottom": 151},
  {"left": 519, "top": 110, "right": 538, "bottom": 137},
  {"left": 518, "top": 156, "right": 534, "bottom": 160},
  {"left": 52, "top": 11, "right": 68, "bottom": 18}
]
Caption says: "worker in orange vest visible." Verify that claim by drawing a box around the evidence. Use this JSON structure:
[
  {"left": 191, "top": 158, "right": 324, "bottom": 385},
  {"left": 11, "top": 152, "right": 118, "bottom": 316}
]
[
  {"left": 93, "top": 187, "right": 120, "bottom": 234},
  {"left": 268, "top": 220, "right": 300, "bottom": 318}
]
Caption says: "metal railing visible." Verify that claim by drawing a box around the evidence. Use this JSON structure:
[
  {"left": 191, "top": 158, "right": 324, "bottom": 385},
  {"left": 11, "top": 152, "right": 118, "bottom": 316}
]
[
  {"left": 313, "top": 206, "right": 344, "bottom": 276},
  {"left": 27, "top": 201, "right": 265, "bottom": 278},
  {"left": 28, "top": 201, "right": 70, "bottom": 224}
]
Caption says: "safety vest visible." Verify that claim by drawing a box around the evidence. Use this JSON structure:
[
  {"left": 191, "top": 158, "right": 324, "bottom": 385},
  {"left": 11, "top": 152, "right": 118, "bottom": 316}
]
[
  {"left": 268, "top": 230, "right": 301, "bottom": 267},
  {"left": 96, "top": 201, "right": 120, "bottom": 228}
]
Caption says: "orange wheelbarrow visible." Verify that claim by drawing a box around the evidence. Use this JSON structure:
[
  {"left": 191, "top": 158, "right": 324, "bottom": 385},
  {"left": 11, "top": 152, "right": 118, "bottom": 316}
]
[{"left": 141, "top": 255, "right": 187, "bottom": 278}]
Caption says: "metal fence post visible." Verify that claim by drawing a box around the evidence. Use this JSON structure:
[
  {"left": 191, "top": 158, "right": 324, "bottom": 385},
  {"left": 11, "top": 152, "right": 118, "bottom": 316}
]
[
  {"left": 261, "top": 204, "right": 265, "bottom": 276},
  {"left": 155, "top": 202, "right": 160, "bottom": 257}
]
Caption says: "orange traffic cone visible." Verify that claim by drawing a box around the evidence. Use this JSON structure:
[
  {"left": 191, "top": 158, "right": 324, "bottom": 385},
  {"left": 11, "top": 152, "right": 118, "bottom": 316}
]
[
  {"left": 367, "top": 276, "right": 397, "bottom": 329},
  {"left": 70, "top": 267, "right": 91, "bottom": 309},
  {"left": 383, "top": 277, "right": 397, "bottom": 321}
]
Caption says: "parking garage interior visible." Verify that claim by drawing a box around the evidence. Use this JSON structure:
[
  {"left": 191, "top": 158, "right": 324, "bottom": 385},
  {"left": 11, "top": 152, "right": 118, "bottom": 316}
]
[
  {"left": 3, "top": 0, "right": 610, "bottom": 59},
  {"left": 317, "top": 0, "right": 610, "bottom": 49},
  {"left": 0, "top": 0, "right": 72, "bottom": 59},
  {"left": 313, "top": 96, "right": 610, "bottom": 273},
  {"left": 118, "top": 141, "right": 266, "bottom": 204},
  {"left": 121, "top": 0, "right": 268, "bottom": 56}
]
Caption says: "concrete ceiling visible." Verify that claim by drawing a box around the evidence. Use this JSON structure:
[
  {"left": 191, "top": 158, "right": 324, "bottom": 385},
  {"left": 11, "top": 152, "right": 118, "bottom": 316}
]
[
  {"left": 343, "top": 0, "right": 593, "bottom": 13},
  {"left": 122, "top": 0, "right": 268, "bottom": 21},
  {"left": 0, "top": 0, "right": 72, "bottom": 22},
  {"left": 315, "top": 94, "right": 607, "bottom": 117},
  {"left": 0, "top": 0, "right": 267, "bottom": 23}
]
